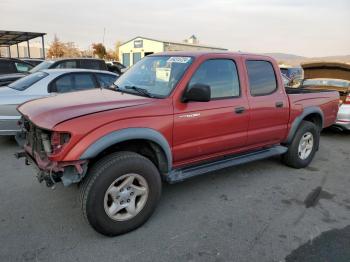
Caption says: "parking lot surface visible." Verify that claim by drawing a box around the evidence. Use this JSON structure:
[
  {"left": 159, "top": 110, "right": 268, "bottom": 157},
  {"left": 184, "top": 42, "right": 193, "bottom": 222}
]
[{"left": 0, "top": 130, "right": 349, "bottom": 262}]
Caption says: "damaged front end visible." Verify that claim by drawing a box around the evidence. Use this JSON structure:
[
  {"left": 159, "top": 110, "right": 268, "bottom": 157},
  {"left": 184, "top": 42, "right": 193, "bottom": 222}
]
[{"left": 15, "top": 118, "right": 88, "bottom": 187}]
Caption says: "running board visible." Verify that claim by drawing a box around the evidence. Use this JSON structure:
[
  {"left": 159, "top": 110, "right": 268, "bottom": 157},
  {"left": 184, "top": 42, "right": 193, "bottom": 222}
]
[{"left": 166, "top": 146, "right": 288, "bottom": 183}]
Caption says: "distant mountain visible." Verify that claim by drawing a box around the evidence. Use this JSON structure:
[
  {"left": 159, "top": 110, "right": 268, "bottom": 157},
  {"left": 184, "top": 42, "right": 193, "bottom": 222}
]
[
  {"left": 263, "top": 53, "right": 350, "bottom": 66},
  {"left": 263, "top": 53, "right": 306, "bottom": 62}
]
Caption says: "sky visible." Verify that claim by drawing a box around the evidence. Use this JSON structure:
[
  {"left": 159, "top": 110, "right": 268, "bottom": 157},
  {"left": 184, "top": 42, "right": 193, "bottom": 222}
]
[{"left": 1, "top": 0, "right": 349, "bottom": 57}]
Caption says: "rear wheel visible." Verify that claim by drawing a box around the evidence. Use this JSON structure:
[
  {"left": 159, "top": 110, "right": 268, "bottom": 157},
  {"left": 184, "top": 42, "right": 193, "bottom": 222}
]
[
  {"left": 282, "top": 121, "right": 319, "bottom": 168},
  {"left": 80, "top": 151, "right": 162, "bottom": 236}
]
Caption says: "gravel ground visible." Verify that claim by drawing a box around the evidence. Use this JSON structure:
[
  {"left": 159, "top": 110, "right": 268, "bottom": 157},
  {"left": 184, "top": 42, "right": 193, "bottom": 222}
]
[{"left": 0, "top": 129, "right": 349, "bottom": 262}]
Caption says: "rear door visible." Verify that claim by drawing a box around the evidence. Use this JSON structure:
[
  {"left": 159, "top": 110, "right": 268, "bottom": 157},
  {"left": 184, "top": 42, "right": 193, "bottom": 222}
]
[
  {"left": 244, "top": 59, "right": 289, "bottom": 147},
  {"left": 173, "top": 58, "right": 249, "bottom": 166}
]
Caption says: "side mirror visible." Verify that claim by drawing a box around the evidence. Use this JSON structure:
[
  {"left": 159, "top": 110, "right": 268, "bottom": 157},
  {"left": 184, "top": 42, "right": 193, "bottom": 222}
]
[{"left": 183, "top": 83, "right": 211, "bottom": 102}]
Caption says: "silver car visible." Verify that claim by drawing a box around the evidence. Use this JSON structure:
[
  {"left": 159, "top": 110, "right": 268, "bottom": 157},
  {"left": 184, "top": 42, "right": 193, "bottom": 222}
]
[{"left": 0, "top": 69, "right": 117, "bottom": 135}]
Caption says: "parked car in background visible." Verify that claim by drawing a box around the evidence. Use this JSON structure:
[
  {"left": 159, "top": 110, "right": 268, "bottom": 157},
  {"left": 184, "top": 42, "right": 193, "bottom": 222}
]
[
  {"left": 281, "top": 74, "right": 292, "bottom": 88},
  {"left": 301, "top": 62, "right": 350, "bottom": 131},
  {"left": 279, "top": 65, "right": 303, "bottom": 80},
  {"left": 30, "top": 58, "right": 109, "bottom": 73},
  {"left": 16, "top": 51, "right": 339, "bottom": 236},
  {"left": 21, "top": 58, "right": 44, "bottom": 66},
  {"left": 0, "top": 69, "right": 117, "bottom": 135},
  {"left": 0, "top": 58, "right": 34, "bottom": 86},
  {"left": 105, "top": 61, "right": 126, "bottom": 75}
]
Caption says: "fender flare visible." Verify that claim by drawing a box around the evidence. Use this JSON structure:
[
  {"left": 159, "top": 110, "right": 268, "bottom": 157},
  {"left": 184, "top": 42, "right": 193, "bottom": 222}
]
[
  {"left": 80, "top": 128, "right": 172, "bottom": 171},
  {"left": 284, "top": 106, "right": 324, "bottom": 144}
]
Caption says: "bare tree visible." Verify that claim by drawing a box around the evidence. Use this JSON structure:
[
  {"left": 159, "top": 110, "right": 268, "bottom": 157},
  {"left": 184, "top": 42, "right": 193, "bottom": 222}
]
[
  {"left": 47, "top": 35, "right": 65, "bottom": 58},
  {"left": 63, "top": 42, "right": 81, "bottom": 57},
  {"left": 92, "top": 43, "right": 107, "bottom": 59}
]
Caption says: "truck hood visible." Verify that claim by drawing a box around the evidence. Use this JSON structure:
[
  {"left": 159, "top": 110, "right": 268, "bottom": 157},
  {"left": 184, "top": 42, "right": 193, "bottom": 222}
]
[{"left": 17, "top": 89, "right": 156, "bottom": 129}]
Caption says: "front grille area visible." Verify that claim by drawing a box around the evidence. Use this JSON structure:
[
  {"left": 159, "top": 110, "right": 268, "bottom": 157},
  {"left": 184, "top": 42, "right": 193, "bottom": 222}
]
[{"left": 23, "top": 118, "right": 50, "bottom": 159}]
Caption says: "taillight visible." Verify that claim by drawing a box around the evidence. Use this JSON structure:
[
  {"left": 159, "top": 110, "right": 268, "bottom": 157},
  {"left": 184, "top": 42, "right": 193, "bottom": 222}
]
[
  {"left": 344, "top": 95, "right": 350, "bottom": 104},
  {"left": 50, "top": 132, "right": 71, "bottom": 155}
]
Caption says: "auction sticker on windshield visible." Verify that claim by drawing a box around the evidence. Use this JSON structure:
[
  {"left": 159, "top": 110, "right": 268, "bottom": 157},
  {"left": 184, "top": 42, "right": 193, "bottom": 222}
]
[{"left": 167, "top": 57, "right": 191, "bottom": 63}]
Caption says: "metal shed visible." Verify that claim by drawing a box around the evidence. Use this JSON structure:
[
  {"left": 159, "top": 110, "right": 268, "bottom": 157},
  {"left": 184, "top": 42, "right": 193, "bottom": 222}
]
[{"left": 0, "top": 30, "right": 46, "bottom": 58}]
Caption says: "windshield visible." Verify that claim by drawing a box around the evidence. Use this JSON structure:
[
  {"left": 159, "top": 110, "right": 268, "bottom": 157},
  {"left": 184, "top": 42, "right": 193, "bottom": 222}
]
[
  {"left": 30, "top": 60, "right": 54, "bottom": 73},
  {"left": 8, "top": 71, "right": 49, "bottom": 91},
  {"left": 303, "top": 78, "right": 350, "bottom": 88},
  {"left": 115, "top": 56, "right": 193, "bottom": 97}
]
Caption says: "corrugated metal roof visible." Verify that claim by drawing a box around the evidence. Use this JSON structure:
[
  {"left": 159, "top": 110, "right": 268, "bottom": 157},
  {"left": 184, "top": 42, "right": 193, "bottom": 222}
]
[{"left": 0, "top": 30, "right": 46, "bottom": 46}]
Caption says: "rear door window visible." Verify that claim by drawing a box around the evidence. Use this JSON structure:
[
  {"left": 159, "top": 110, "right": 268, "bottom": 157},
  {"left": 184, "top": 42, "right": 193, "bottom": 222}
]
[
  {"left": 80, "top": 60, "right": 102, "bottom": 70},
  {"left": 96, "top": 73, "right": 117, "bottom": 88},
  {"left": 246, "top": 60, "right": 277, "bottom": 96},
  {"left": 54, "top": 74, "right": 73, "bottom": 93},
  {"left": 55, "top": 60, "right": 78, "bottom": 69},
  {"left": 73, "top": 73, "right": 96, "bottom": 91},
  {"left": 53, "top": 73, "right": 97, "bottom": 93}
]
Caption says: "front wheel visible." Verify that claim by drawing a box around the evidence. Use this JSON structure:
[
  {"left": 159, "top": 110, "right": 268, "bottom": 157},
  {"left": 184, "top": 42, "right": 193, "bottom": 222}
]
[
  {"left": 80, "top": 151, "right": 162, "bottom": 236},
  {"left": 282, "top": 121, "right": 320, "bottom": 168}
]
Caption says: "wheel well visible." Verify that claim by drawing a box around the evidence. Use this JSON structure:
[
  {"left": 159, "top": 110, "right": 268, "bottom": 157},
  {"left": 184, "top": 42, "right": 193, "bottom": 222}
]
[
  {"left": 88, "top": 139, "right": 169, "bottom": 174},
  {"left": 303, "top": 113, "right": 323, "bottom": 131}
]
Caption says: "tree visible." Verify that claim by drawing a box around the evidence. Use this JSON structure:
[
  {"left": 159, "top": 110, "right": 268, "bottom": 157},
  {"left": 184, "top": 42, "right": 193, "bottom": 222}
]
[
  {"left": 114, "top": 41, "right": 122, "bottom": 61},
  {"left": 105, "top": 49, "right": 116, "bottom": 60},
  {"left": 92, "top": 43, "right": 107, "bottom": 59},
  {"left": 63, "top": 42, "right": 81, "bottom": 57},
  {"left": 47, "top": 35, "right": 65, "bottom": 58}
]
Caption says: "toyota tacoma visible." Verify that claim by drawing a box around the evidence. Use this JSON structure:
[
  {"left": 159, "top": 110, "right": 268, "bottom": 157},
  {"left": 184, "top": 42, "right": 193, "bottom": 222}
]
[{"left": 15, "top": 52, "right": 339, "bottom": 236}]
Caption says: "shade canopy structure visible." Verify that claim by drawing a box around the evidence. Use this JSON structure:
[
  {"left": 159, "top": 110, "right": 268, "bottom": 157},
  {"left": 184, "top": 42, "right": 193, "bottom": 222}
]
[{"left": 0, "top": 30, "right": 46, "bottom": 58}]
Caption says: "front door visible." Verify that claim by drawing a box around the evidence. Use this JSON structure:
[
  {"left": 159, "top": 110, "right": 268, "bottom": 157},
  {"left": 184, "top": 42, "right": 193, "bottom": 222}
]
[{"left": 173, "top": 58, "right": 249, "bottom": 167}]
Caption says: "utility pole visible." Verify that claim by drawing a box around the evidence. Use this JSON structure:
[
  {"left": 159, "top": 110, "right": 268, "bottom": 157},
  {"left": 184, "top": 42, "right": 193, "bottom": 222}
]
[{"left": 103, "top": 27, "right": 106, "bottom": 45}]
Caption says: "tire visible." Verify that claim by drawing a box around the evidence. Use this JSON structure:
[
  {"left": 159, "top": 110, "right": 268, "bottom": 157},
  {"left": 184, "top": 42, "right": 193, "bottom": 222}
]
[
  {"left": 282, "top": 121, "right": 320, "bottom": 168},
  {"left": 80, "top": 151, "right": 162, "bottom": 236}
]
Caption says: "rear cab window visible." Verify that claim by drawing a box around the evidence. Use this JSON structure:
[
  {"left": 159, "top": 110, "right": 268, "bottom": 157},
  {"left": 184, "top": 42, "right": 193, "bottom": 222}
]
[{"left": 246, "top": 60, "right": 277, "bottom": 96}]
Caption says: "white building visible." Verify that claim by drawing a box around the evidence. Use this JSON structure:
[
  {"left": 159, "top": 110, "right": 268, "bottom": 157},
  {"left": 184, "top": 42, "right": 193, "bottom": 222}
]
[{"left": 119, "top": 35, "right": 227, "bottom": 67}]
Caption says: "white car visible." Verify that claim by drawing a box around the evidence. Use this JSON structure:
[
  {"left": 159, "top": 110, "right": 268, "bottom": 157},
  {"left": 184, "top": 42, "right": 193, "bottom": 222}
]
[{"left": 0, "top": 69, "right": 117, "bottom": 135}]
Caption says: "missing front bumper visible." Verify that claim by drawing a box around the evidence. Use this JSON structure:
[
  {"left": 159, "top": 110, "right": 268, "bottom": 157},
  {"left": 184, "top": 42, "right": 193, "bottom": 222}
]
[{"left": 15, "top": 150, "right": 88, "bottom": 187}]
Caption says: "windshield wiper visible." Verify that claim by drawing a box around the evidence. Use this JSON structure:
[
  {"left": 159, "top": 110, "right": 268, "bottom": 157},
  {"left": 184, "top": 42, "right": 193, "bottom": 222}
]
[{"left": 124, "top": 85, "right": 154, "bottom": 98}]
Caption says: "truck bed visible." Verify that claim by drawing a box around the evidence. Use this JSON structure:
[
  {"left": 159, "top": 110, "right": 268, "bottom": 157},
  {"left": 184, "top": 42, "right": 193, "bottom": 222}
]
[{"left": 287, "top": 88, "right": 340, "bottom": 128}]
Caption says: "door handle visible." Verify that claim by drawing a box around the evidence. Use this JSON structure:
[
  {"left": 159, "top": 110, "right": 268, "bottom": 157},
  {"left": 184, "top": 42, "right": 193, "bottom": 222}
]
[
  {"left": 235, "top": 106, "right": 246, "bottom": 114},
  {"left": 275, "top": 101, "right": 284, "bottom": 108}
]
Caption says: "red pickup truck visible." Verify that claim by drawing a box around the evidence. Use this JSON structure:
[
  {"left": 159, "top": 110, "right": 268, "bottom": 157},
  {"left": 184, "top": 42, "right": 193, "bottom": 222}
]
[{"left": 16, "top": 52, "right": 339, "bottom": 236}]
